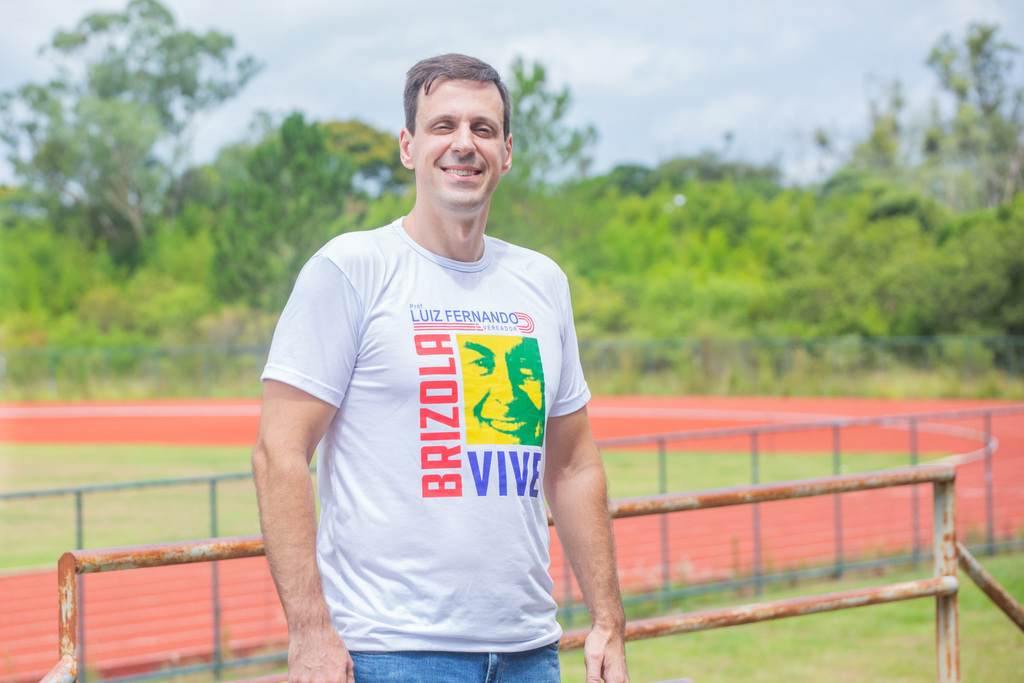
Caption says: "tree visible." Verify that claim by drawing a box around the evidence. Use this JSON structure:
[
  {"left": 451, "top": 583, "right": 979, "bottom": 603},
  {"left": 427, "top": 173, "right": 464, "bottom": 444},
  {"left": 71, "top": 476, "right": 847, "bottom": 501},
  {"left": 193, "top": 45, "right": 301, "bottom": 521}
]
[
  {"left": 209, "top": 112, "right": 356, "bottom": 309},
  {"left": 505, "top": 57, "right": 597, "bottom": 190},
  {"left": 320, "top": 119, "right": 412, "bottom": 195},
  {"left": 924, "top": 23, "right": 1024, "bottom": 208},
  {"left": 0, "top": 0, "right": 261, "bottom": 264},
  {"left": 851, "top": 80, "right": 906, "bottom": 173}
]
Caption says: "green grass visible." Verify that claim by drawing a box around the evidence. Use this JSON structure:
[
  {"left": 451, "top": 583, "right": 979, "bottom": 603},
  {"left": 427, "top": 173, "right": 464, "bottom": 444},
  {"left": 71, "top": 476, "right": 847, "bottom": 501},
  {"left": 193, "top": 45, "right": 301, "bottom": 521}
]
[
  {"left": 0, "top": 444, "right": 263, "bottom": 569},
  {"left": 148, "top": 555, "right": 1024, "bottom": 683},
  {"left": 600, "top": 448, "right": 923, "bottom": 499},
  {"left": 2, "top": 444, "right": 1019, "bottom": 680},
  {"left": 1, "top": 444, "right": 923, "bottom": 571},
  {"left": 559, "top": 552, "right": 1024, "bottom": 682}
]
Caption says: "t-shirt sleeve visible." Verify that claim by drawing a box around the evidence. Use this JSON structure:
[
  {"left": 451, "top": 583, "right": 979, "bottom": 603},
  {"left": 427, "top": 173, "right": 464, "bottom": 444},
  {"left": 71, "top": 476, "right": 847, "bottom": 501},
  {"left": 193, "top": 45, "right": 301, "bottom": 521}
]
[
  {"left": 548, "top": 275, "right": 591, "bottom": 417},
  {"left": 261, "top": 254, "right": 362, "bottom": 407}
]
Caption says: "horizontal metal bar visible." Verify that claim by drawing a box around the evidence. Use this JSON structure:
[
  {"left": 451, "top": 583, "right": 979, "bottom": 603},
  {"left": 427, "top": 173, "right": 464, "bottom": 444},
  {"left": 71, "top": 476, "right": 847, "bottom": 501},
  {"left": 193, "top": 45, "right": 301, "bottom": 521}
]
[
  {"left": 69, "top": 535, "right": 264, "bottom": 574},
  {"left": 606, "top": 465, "right": 955, "bottom": 519},
  {"left": 1, "top": 344, "right": 271, "bottom": 358},
  {"left": 575, "top": 334, "right": 1024, "bottom": 350},
  {"left": 231, "top": 675, "right": 289, "bottom": 683},
  {"left": 58, "top": 469, "right": 953, "bottom": 566},
  {"left": 99, "top": 649, "right": 288, "bottom": 683},
  {"left": 957, "top": 542, "right": 1024, "bottom": 632},
  {"left": 560, "top": 576, "right": 958, "bottom": 651},
  {"left": 560, "top": 540, "right": 1024, "bottom": 620},
  {"left": 596, "top": 404, "right": 1024, "bottom": 448},
  {"left": 39, "top": 656, "right": 75, "bottom": 683},
  {"left": 3, "top": 405, "right": 1013, "bottom": 501},
  {"left": 0, "top": 471, "right": 256, "bottom": 501},
  {"left": 7, "top": 334, "right": 1022, "bottom": 357}
]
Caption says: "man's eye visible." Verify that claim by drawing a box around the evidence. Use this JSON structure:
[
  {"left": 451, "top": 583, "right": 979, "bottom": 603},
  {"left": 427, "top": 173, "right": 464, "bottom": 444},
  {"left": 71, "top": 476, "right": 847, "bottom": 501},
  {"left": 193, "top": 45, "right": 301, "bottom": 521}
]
[{"left": 472, "top": 357, "right": 494, "bottom": 372}]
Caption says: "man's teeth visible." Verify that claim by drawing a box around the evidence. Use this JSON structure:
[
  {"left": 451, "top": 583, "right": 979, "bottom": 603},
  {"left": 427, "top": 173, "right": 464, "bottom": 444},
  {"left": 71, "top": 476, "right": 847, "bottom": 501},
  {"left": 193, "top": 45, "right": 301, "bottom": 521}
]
[{"left": 447, "top": 169, "right": 478, "bottom": 176}]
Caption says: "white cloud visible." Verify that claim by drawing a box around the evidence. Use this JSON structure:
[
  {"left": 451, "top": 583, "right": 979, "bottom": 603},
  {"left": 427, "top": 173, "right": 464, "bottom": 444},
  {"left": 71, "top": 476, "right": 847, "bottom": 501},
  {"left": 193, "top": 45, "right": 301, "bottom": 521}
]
[{"left": 2, "top": 0, "right": 1023, "bottom": 184}]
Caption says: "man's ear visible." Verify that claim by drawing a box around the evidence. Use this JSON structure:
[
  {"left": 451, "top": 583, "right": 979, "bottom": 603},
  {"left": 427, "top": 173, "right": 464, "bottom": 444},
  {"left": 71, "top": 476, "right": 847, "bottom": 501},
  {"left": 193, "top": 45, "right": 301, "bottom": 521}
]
[
  {"left": 501, "top": 133, "right": 513, "bottom": 175},
  {"left": 399, "top": 127, "right": 415, "bottom": 170}
]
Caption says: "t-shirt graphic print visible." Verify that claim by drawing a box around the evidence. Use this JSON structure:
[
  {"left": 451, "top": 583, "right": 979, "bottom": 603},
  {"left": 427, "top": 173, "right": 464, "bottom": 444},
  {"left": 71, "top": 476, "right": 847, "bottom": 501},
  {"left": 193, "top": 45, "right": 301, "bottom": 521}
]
[{"left": 459, "top": 334, "right": 545, "bottom": 447}]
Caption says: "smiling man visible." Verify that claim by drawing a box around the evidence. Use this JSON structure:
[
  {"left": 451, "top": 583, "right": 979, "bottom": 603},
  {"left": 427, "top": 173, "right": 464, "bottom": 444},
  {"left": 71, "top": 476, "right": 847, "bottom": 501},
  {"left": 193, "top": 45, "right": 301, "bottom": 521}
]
[{"left": 252, "top": 54, "right": 629, "bottom": 683}]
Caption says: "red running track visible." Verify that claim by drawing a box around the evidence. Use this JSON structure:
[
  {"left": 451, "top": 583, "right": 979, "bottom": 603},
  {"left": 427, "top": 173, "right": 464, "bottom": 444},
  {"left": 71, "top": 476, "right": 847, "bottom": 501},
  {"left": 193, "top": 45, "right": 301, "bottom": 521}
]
[{"left": 1, "top": 396, "right": 1022, "bottom": 681}]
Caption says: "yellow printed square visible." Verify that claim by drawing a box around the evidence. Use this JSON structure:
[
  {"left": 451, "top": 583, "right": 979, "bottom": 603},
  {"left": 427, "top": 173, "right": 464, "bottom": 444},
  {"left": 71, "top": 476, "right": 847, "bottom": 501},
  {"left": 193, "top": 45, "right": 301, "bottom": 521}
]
[{"left": 457, "top": 335, "right": 545, "bottom": 446}]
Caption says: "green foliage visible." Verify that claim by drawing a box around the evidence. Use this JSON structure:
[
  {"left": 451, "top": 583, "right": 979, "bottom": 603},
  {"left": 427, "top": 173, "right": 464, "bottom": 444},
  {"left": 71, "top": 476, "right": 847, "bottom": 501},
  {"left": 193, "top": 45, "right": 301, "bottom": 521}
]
[
  {"left": 0, "top": 0, "right": 260, "bottom": 265},
  {"left": 846, "top": 23, "right": 1024, "bottom": 211},
  {"left": 1, "top": 23, "right": 1023, "bottom": 371},
  {"left": 505, "top": 57, "right": 597, "bottom": 190},
  {"left": 320, "top": 119, "right": 412, "bottom": 194},
  {"left": 204, "top": 112, "right": 356, "bottom": 309}
]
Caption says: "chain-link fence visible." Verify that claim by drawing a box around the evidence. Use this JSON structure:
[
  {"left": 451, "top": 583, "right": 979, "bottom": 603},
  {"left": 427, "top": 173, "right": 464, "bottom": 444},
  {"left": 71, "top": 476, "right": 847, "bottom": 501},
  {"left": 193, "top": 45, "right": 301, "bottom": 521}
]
[{"left": 6, "top": 336, "right": 1021, "bottom": 400}]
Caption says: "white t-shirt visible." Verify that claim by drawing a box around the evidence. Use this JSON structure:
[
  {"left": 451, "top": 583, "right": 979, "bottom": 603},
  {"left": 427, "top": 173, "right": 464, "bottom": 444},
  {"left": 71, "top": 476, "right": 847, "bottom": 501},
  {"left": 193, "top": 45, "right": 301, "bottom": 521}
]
[{"left": 262, "top": 218, "right": 591, "bottom": 652}]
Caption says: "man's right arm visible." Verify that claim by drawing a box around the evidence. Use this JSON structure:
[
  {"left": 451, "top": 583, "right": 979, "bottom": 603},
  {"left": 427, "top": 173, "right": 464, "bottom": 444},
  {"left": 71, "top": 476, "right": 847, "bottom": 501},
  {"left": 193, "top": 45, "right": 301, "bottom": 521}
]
[{"left": 252, "top": 379, "right": 352, "bottom": 683}]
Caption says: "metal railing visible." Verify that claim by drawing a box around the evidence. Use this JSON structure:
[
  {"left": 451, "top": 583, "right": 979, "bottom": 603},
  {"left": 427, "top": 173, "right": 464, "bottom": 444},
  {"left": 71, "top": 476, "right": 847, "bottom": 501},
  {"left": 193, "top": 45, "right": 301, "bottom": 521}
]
[
  {"left": 38, "top": 463, "right": 1024, "bottom": 683},
  {"left": 6, "top": 404, "right": 1024, "bottom": 679}
]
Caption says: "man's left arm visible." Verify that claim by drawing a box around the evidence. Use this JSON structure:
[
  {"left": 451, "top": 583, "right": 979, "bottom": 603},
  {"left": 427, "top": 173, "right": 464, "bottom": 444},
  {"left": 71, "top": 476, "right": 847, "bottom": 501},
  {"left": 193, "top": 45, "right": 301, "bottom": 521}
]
[{"left": 545, "top": 405, "right": 629, "bottom": 683}]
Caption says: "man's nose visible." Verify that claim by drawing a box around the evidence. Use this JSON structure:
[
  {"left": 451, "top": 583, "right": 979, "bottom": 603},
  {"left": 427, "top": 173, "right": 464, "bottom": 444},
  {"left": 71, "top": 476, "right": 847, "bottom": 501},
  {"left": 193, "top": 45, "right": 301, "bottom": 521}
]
[{"left": 450, "top": 123, "right": 474, "bottom": 154}]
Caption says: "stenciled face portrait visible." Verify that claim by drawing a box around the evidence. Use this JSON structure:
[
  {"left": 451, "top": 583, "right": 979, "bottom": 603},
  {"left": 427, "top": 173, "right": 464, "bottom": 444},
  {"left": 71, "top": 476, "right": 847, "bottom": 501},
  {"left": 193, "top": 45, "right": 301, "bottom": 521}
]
[{"left": 458, "top": 335, "right": 545, "bottom": 446}]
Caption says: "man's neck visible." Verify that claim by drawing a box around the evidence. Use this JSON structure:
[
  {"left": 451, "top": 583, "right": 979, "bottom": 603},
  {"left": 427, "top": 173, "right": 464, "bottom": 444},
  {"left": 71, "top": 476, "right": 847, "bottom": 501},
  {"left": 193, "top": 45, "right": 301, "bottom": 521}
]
[{"left": 403, "top": 204, "right": 490, "bottom": 262}]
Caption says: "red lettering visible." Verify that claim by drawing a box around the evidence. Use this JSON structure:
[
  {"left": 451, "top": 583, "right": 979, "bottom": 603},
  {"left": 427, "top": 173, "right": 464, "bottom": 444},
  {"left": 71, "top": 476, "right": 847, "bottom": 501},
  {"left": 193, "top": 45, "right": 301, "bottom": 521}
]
[
  {"left": 420, "top": 407, "right": 460, "bottom": 429},
  {"left": 415, "top": 335, "right": 453, "bottom": 356},
  {"left": 421, "top": 431, "right": 460, "bottom": 440},
  {"left": 421, "top": 444, "right": 461, "bottom": 469},
  {"left": 419, "top": 356, "right": 457, "bottom": 375},
  {"left": 422, "top": 473, "right": 462, "bottom": 498},
  {"left": 416, "top": 333, "right": 462, "bottom": 497},
  {"left": 420, "top": 380, "right": 458, "bottom": 404}
]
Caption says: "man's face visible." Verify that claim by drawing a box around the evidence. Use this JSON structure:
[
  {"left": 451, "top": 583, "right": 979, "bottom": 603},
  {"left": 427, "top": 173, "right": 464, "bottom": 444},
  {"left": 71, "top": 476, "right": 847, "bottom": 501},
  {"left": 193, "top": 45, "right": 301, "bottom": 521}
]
[
  {"left": 399, "top": 79, "right": 512, "bottom": 217},
  {"left": 459, "top": 335, "right": 545, "bottom": 446}
]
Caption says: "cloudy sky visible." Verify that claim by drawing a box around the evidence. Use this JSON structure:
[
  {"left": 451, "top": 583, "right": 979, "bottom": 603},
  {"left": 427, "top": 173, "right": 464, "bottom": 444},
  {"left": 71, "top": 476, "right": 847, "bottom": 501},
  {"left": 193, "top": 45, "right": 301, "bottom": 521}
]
[{"left": 1, "top": 0, "right": 1022, "bottom": 183}]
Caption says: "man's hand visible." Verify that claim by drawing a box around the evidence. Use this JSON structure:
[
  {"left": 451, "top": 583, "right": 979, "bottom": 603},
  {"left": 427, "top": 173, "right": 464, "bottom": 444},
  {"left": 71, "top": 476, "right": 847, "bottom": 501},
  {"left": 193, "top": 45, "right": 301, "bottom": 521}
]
[
  {"left": 287, "top": 623, "right": 354, "bottom": 683},
  {"left": 583, "top": 624, "right": 630, "bottom": 683}
]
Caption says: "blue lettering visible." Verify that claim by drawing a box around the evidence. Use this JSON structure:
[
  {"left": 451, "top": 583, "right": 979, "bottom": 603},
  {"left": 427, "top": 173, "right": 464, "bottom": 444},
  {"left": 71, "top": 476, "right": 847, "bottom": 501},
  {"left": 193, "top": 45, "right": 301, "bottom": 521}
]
[
  {"left": 472, "top": 311, "right": 482, "bottom": 323},
  {"left": 432, "top": 309, "right": 443, "bottom": 322},
  {"left": 445, "top": 309, "right": 453, "bottom": 322},
  {"left": 509, "top": 451, "right": 530, "bottom": 496},
  {"left": 468, "top": 451, "right": 492, "bottom": 496},
  {"left": 510, "top": 313, "right": 519, "bottom": 324},
  {"left": 530, "top": 452, "right": 541, "bottom": 498},
  {"left": 498, "top": 312, "right": 509, "bottom": 324},
  {"left": 498, "top": 451, "right": 507, "bottom": 496}
]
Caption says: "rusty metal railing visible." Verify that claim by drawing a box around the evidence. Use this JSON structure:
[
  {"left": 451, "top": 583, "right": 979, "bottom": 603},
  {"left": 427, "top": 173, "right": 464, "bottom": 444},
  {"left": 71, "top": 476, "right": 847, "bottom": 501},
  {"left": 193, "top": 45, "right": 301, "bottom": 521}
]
[{"left": 39, "top": 464, "right": 1022, "bottom": 683}]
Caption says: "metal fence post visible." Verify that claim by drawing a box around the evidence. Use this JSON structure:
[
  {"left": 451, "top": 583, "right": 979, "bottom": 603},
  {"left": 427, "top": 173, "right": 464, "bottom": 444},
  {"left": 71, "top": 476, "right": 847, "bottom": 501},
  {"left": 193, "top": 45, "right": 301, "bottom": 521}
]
[
  {"left": 832, "top": 425, "right": 844, "bottom": 579},
  {"left": 210, "top": 479, "right": 222, "bottom": 680},
  {"left": 75, "top": 490, "right": 86, "bottom": 683},
  {"left": 984, "top": 412, "right": 994, "bottom": 555},
  {"left": 750, "top": 432, "right": 762, "bottom": 596},
  {"left": 48, "top": 352, "right": 58, "bottom": 398},
  {"left": 658, "top": 438, "right": 670, "bottom": 610},
  {"left": 934, "top": 478, "right": 960, "bottom": 682},
  {"left": 910, "top": 418, "right": 921, "bottom": 569}
]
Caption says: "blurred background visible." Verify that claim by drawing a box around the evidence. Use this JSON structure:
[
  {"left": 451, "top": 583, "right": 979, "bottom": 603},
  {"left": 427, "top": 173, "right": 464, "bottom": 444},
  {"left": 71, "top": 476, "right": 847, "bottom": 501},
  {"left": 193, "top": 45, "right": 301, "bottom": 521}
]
[
  {"left": 2, "top": 2, "right": 1024, "bottom": 682},
  {"left": 1, "top": 0, "right": 1023, "bottom": 401}
]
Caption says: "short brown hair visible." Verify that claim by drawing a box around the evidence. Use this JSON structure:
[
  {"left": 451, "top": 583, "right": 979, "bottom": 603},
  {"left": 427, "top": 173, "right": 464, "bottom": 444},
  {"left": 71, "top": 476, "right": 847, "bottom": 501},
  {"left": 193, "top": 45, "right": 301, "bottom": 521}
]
[{"left": 404, "top": 54, "right": 511, "bottom": 139}]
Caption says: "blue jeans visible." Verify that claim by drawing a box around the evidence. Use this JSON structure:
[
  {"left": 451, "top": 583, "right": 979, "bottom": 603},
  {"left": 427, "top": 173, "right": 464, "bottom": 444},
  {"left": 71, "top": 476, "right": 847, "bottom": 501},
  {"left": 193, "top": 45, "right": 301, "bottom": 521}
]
[{"left": 350, "top": 641, "right": 560, "bottom": 682}]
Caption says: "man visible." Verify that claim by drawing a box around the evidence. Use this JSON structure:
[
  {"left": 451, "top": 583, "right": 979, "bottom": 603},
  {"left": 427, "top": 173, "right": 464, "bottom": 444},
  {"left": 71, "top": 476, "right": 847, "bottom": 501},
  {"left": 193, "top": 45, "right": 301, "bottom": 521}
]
[{"left": 252, "top": 53, "right": 629, "bottom": 683}]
